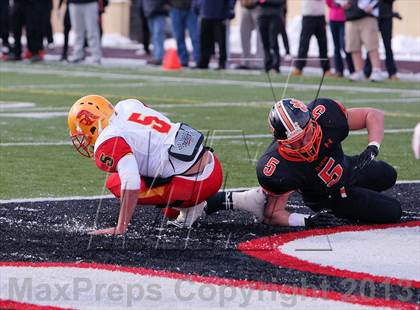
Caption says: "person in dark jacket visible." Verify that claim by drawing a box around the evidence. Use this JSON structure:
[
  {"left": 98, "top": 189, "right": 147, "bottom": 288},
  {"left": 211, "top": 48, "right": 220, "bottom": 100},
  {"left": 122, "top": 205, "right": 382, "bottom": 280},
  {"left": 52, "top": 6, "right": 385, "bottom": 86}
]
[
  {"left": 9, "top": 0, "right": 45, "bottom": 62},
  {"left": 137, "top": 0, "right": 151, "bottom": 55},
  {"left": 43, "top": 0, "right": 54, "bottom": 48},
  {"left": 142, "top": 0, "right": 169, "bottom": 65},
  {"left": 0, "top": 0, "right": 11, "bottom": 58},
  {"left": 292, "top": 0, "right": 331, "bottom": 76},
  {"left": 363, "top": 0, "right": 398, "bottom": 80},
  {"left": 255, "top": 0, "right": 285, "bottom": 73},
  {"left": 58, "top": 0, "right": 71, "bottom": 60},
  {"left": 169, "top": 0, "right": 199, "bottom": 67},
  {"left": 195, "top": 0, "right": 236, "bottom": 69}
]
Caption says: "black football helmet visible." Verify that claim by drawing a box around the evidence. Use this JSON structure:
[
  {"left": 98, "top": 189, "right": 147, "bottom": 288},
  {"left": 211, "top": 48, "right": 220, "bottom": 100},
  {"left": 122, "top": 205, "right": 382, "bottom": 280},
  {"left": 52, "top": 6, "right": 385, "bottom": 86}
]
[{"left": 268, "top": 98, "right": 322, "bottom": 162}]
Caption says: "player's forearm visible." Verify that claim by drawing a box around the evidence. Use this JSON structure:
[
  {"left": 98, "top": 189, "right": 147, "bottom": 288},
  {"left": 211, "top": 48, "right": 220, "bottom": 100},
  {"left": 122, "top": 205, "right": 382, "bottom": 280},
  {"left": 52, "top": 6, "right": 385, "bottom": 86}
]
[
  {"left": 115, "top": 189, "right": 139, "bottom": 233},
  {"left": 264, "top": 193, "right": 289, "bottom": 225},
  {"left": 366, "top": 109, "right": 384, "bottom": 145}
]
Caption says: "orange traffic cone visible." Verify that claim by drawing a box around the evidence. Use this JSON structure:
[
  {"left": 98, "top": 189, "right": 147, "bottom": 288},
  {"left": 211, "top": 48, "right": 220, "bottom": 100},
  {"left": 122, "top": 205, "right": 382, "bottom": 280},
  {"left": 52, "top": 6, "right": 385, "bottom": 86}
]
[{"left": 162, "top": 48, "right": 181, "bottom": 70}]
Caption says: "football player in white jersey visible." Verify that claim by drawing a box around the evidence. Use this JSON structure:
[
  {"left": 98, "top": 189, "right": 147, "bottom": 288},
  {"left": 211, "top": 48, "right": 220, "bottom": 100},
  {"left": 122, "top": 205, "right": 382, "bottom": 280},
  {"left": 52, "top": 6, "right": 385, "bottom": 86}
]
[
  {"left": 413, "top": 123, "right": 420, "bottom": 160},
  {"left": 68, "top": 95, "right": 224, "bottom": 235}
]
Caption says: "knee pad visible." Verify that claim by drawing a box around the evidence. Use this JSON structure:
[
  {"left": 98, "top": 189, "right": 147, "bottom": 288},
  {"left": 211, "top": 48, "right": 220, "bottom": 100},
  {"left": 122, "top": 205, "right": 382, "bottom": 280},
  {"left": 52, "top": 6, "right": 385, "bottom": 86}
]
[
  {"left": 364, "top": 161, "right": 397, "bottom": 191},
  {"left": 385, "top": 198, "right": 402, "bottom": 223},
  {"left": 378, "top": 161, "right": 398, "bottom": 190}
]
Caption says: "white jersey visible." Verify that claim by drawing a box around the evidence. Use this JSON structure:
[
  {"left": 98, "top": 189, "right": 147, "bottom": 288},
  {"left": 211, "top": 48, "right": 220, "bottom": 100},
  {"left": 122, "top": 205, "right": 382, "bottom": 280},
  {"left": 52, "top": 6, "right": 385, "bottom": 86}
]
[{"left": 94, "top": 99, "right": 202, "bottom": 178}]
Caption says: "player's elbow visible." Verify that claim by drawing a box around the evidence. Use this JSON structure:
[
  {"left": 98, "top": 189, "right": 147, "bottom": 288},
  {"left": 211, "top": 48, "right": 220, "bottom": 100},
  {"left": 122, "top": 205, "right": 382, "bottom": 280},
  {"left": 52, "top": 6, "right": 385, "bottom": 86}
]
[{"left": 369, "top": 108, "right": 384, "bottom": 124}]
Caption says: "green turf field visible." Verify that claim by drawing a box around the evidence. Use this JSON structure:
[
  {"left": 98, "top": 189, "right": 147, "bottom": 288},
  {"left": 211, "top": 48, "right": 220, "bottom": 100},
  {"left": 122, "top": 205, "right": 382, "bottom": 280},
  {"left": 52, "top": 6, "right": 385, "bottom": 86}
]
[{"left": 1, "top": 62, "right": 419, "bottom": 199}]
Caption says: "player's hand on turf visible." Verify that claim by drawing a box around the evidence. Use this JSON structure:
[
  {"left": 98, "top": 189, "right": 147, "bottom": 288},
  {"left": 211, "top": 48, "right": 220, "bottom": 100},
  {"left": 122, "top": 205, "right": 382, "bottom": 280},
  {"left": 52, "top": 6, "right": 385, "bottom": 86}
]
[
  {"left": 88, "top": 227, "right": 126, "bottom": 235},
  {"left": 304, "top": 210, "right": 335, "bottom": 228},
  {"left": 354, "top": 145, "right": 379, "bottom": 172}
]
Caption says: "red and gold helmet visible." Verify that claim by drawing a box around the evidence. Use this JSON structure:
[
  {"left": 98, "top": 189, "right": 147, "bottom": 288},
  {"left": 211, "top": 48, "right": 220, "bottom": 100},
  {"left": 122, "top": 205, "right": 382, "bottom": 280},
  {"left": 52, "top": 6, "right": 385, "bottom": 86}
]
[
  {"left": 68, "top": 95, "right": 114, "bottom": 157},
  {"left": 268, "top": 98, "right": 322, "bottom": 162}
]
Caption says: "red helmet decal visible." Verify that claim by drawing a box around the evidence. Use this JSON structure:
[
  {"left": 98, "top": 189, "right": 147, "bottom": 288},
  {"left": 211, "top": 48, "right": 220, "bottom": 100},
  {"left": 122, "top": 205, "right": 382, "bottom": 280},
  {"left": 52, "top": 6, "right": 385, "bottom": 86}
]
[
  {"left": 290, "top": 99, "right": 308, "bottom": 112},
  {"left": 76, "top": 110, "right": 99, "bottom": 126}
]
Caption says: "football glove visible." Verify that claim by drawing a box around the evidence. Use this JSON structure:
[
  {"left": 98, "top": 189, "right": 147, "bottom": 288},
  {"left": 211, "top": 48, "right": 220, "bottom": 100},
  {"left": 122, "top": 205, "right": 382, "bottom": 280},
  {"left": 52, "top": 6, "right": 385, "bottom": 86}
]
[
  {"left": 354, "top": 144, "right": 379, "bottom": 173},
  {"left": 304, "top": 210, "right": 336, "bottom": 227}
]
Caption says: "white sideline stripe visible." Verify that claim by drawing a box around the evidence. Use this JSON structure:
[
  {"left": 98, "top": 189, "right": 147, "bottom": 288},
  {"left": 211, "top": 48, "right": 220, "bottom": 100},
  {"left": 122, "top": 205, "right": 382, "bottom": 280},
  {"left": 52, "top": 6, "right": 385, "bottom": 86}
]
[
  {"left": 0, "top": 112, "right": 68, "bottom": 118},
  {"left": 2, "top": 66, "right": 420, "bottom": 96},
  {"left": 1, "top": 104, "right": 418, "bottom": 118},
  {"left": 0, "top": 102, "right": 36, "bottom": 109},
  {"left": 0, "top": 183, "right": 418, "bottom": 204},
  {"left": 0, "top": 128, "right": 415, "bottom": 147},
  {"left": 1, "top": 98, "right": 418, "bottom": 113}
]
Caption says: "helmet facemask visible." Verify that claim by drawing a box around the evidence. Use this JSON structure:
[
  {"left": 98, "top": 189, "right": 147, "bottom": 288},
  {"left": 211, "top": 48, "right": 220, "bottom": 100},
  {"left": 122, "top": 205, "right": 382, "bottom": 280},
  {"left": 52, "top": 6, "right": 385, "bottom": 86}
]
[
  {"left": 71, "top": 132, "right": 94, "bottom": 158},
  {"left": 277, "top": 119, "right": 322, "bottom": 162}
]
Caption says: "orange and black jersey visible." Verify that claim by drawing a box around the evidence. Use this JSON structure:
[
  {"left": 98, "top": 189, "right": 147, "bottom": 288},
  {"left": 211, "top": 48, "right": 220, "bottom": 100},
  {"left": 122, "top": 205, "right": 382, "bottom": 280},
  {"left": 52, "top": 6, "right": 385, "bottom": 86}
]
[{"left": 257, "top": 98, "right": 350, "bottom": 198}]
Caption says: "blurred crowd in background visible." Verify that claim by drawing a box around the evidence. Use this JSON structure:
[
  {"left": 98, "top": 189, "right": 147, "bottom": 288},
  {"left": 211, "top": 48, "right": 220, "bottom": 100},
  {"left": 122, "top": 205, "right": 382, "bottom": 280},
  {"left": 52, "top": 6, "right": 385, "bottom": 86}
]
[{"left": 0, "top": 0, "right": 402, "bottom": 81}]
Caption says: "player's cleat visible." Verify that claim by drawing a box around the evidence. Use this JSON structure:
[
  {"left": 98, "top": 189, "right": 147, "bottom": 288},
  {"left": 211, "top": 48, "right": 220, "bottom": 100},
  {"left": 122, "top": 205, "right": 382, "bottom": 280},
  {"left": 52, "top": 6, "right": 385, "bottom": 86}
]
[
  {"left": 232, "top": 187, "right": 266, "bottom": 222},
  {"left": 167, "top": 201, "right": 207, "bottom": 228},
  {"left": 161, "top": 207, "right": 180, "bottom": 220}
]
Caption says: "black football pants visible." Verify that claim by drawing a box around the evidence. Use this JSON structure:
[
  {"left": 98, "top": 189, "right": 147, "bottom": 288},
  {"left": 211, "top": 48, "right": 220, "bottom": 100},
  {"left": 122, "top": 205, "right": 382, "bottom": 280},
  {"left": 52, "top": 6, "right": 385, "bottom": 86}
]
[{"left": 305, "top": 160, "right": 402, "bottom": 223}]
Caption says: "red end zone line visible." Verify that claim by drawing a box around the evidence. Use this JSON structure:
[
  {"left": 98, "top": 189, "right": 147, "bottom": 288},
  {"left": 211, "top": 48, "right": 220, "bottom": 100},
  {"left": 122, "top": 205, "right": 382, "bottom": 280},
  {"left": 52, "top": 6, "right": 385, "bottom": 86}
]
[
  {"left": 0, "top": 299, "right": 68, "bottom": 310},
  {"left": 239, "top": 221, "right": 420, "bottom": 290},
  {"left": 0, "top": 260, "right": 417, "bottom": 310}
]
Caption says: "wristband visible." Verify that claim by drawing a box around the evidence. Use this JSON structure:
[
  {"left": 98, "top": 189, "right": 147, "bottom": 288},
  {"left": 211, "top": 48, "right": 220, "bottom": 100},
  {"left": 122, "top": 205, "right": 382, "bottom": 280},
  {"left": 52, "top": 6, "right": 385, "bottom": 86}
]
[{"left": 368, "top": 141, "right": 381, "bottom": 150}]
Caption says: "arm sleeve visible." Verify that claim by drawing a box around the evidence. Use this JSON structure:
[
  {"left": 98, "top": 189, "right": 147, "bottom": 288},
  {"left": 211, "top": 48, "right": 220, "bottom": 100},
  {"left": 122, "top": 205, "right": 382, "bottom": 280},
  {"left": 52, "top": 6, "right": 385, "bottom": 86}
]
[
  {"left": 256, "top": 157, "right": 300, "bottom": 195},
  {"left": 333, "top": 99, "right": 348, "bottom": 119},
  {"left": 117, "top": 154, "right": 141, "bottom": 190},
  {"left": 95, "top": 137, "right": 133, "bottom": 172}
]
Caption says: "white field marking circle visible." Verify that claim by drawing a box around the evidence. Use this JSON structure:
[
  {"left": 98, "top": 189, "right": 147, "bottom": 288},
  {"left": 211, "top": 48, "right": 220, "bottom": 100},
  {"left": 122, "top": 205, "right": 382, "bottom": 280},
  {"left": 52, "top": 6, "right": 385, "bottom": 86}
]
[
  {"left": 0, "top": 265, "right": 375, "bottom": 310},
  {"left": 0, "top": 102, "right": 36, "bottom": 109},
  {"left": 281, "top": 226, "right": 420, "bottom": 282},
  {"left": 0, "top": 183, "right": 418, "bottom": 204},
  {"left": 0, "top": 128, "right": 415, "bottom": 147},
  {"left": 2, "top": 65, "right": 420, "bottom": 96}
]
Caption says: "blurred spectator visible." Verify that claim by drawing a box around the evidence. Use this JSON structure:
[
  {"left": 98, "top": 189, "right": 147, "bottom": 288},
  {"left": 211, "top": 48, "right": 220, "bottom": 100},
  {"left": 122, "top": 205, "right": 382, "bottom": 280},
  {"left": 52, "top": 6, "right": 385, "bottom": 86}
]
[
  {"left": 279, "top": 0, "right": 290, "bottom": 59},
  {"left": 169, "top": 0, "right": 200, "bottom": 67},
  {"left": 98, "top": 0, "right": 108, "bottom": 39},
  {"left": 137, "top": 0, "right": 151, "bottom": 55},
  {"left": 292, "top": 0, "right": 331, "bottom": 76},
  {"left": 9, "top": 0, "right": 25, "bottom": 61},
  {"left": 238, "top": 0, "right": 263, "bottom": 69},
  {"left": 0, "top": 0, "right": 11, "bottom": 58},
  {"left": 9, "top": 0, "right": 45, "bottom": 62},
  {"left": 326, "top": 0, "right": 354, "bottom": 77},
  {"left": 343, "top": 0, "right": 383, "bottom": 81},
  {"left": 43, "top": 0, "right": 54, "bottom": 49},
  {"left": 58, "top": 0, "right": 71, "bottom": 61},
  {"left": 68, "top": 0, "right": 102, "bottom": 64},
  {"left": 195, "top": 0, "right": 236, "bottom": 70},
  {"left": 31, "top": 0, "right": 50, "bottom": 61},
  {"left": 142, "top": 0, "right": 169, "bottom": 66},
  {"left": 364, "top": 0, "right": 398, "bottom": 80},
  {"left": 255, "top": 0, "right": 285, "bottom": 73}
]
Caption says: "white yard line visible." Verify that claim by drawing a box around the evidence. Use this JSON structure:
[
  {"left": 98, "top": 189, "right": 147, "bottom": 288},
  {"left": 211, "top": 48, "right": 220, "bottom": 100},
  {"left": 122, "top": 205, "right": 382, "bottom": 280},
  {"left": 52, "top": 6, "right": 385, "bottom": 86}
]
[
  {"left": 2, "top": 66, "right": 420, "bottom": 96},
  {"left": 0, "top": 112, "right": 68, "bottom": 118},
  {"left": 0, "top": 128, "right": 415, "bottom": 147},
  {"left": 2, "top": 98, "right": 419, "bottom": 113},
  {"left": 0, "top": 102, "right": 36, "bottom": 109},
  {"left": 0, "top": 183, "right": 418, "bottom": 204}
]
